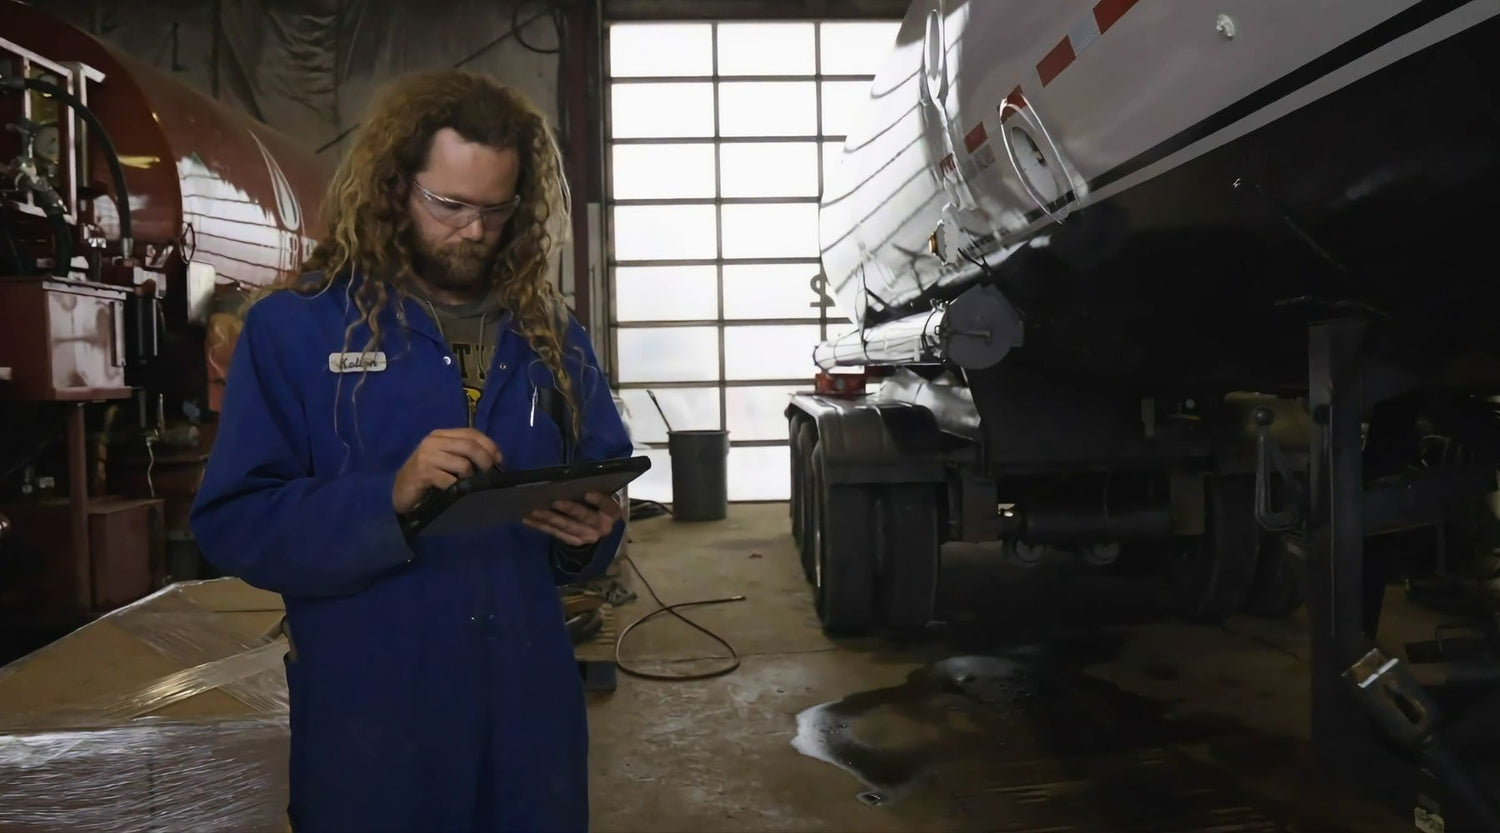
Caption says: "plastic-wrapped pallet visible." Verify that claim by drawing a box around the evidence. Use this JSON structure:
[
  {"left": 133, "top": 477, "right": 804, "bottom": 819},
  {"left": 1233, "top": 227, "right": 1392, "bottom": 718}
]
[{"left": 0, "top": 579, "right": 292, "bottom": 831}]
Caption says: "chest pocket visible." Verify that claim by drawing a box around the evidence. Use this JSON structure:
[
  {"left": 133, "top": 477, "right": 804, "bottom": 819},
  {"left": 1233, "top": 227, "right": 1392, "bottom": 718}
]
[{"left": 514, "top": 359, "right": 576, "bottom": 468}]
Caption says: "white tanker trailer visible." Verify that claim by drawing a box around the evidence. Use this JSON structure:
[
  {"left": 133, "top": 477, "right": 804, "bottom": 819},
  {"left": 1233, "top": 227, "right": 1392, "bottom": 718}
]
[{"left": 788, "top": 1, "right": 1500, "bottom": 825}]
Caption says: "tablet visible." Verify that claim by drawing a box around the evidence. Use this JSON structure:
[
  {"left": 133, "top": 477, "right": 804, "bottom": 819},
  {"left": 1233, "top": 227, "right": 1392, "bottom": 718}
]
[{"left": 400, "top": 456, "right": 653, "bottom": 539}]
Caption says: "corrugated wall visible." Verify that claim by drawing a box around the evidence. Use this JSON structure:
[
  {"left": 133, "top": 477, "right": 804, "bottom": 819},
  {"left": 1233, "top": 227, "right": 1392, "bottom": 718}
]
[{"left": 23, "top": 0, "right": 563, "bottom": 159}]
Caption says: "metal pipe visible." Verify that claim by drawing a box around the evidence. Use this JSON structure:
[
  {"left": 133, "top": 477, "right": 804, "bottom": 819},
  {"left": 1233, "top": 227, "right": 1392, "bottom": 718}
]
[
  {"left": 43, "top": 206, "right": 72, "bottom": 277},
  {"left": 66, "top": 403, "right": 92, "bottom": 611},
  {"left": 814, "top": 307, "right": 942, "bottom": 369},
  {"left": 813, "top": 284, "right": 1023, "bottom": 371},
  {"left": 998, "top": 503, "right": 1172, "bottom": 544}
]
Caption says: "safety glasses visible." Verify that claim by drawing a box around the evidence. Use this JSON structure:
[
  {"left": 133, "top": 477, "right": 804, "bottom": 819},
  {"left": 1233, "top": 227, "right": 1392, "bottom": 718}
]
[{"left": 412, "top": 179, "right": 521, "bottom": 230}]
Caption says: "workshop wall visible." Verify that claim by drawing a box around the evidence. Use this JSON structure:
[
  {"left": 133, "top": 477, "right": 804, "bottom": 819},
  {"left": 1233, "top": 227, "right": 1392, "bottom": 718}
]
[{"left": 21, "top": 0, "right": 564, "bottom": 158}]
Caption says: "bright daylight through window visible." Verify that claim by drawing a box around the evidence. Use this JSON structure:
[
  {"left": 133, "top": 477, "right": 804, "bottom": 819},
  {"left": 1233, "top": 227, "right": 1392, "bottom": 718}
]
[{"left": 605, "top": 19, "right": 899, "bottom": 503}]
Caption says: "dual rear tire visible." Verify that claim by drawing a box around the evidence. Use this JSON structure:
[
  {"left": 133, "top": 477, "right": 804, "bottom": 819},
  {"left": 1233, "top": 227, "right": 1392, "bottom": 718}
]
[
  {"left": 1164, "top": 474, "right": 1305, "bottom": 621},
  {"left": 795, "top": 430, "right": 939, "bottom": 635}
]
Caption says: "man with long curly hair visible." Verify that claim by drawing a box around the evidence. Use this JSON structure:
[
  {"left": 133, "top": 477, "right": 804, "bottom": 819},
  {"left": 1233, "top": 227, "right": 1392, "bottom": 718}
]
[{"left": 190, "top": 70, "right": 632, "bottom": 831}]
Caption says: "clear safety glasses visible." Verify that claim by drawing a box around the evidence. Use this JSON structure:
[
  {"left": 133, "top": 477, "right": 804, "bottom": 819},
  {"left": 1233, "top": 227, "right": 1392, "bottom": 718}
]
[{"left": 412, "top": 179, "right": 521, "bottom": 230}]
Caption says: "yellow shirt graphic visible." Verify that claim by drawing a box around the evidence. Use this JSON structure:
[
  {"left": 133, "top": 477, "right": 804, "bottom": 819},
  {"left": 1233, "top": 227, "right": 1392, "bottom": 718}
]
[{"left": 464, "top": 383, "right": 483, "bottom": 426}]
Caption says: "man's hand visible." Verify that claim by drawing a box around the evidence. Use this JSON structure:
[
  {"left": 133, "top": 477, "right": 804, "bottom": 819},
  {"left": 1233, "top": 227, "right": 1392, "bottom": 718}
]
[
  {"left": 523, "top": 491, "right": 624, "bottom": 548},
  {"left": 393, "top": 428, "right": 502, "bottom": 514}
]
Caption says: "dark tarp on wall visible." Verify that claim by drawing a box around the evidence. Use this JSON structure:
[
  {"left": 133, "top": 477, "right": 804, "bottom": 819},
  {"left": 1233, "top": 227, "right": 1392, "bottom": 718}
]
[{"left": 25, "top": 0, "right": 563, "bottom": 157}]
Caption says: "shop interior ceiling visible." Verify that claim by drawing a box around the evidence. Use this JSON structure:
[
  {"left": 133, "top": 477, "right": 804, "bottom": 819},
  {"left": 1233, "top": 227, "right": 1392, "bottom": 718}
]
[{"left": 19, "top": 0, "right": 565, "bottom": 158}]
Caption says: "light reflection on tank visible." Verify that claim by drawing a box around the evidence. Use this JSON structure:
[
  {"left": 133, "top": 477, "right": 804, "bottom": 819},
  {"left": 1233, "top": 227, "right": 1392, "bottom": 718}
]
[{"left": 176, "top": 153, "right": 317, "bottom": 288}]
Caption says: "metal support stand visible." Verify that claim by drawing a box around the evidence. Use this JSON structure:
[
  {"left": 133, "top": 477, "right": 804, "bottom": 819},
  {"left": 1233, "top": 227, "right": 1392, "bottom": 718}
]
[
  {"left": 1306, "top": 320, "right": 1370, "bottom": 758},
  {"left": 1305, "top": 320, "right": 1500, "bottom": 832},
  {"left": 66, "top": 402, "right": 92, "bottom": 612}
]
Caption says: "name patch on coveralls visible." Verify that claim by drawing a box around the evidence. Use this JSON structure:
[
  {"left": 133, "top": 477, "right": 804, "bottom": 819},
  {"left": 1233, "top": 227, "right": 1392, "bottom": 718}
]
[{"left": 327, "top": 352, "right": 388, "bottom": 373}]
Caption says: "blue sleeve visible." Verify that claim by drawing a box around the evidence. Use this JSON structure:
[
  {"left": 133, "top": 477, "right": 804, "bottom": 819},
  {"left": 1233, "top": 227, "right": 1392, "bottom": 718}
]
[
  {"left": 190, "top": 297, "right": 415, "bottom": 598},
  {"left": 550, "top": 315, "right": 635, "bottom": 585}
]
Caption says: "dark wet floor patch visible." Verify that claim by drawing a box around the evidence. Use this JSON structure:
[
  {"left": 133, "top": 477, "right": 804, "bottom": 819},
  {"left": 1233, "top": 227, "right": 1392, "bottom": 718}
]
[
  {"left": 791, "top": 636, "right": 1401, "bottom": 831},
  {"left": 1142, "top": 660, "right": 1182, "bottom": 681},
  {"left": 792, "top": 645, "right": 1212, "bottom": 798},
  {"left": 792, "top": 654, "right": 1037, "bottom": 801}
]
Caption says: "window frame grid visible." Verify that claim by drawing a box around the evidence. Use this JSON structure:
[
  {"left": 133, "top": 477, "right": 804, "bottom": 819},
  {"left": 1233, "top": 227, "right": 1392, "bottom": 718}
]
[{"left": 603, "top": 19, "right": 889, "bottom": 501}]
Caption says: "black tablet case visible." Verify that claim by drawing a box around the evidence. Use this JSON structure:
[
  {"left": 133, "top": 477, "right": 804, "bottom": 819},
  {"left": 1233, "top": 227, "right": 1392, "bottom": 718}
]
[{"left": 401, "top": 457, "right": 651, "bottom": 538}]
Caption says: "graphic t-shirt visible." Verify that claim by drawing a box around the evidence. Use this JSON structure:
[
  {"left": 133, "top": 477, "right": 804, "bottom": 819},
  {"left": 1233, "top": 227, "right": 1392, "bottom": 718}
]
[
  {"left": 414, "top": 289, "right": 599, "bottom": 568},
  {"left": 413, "top": 293, "right": 502, "bottom": 427}
]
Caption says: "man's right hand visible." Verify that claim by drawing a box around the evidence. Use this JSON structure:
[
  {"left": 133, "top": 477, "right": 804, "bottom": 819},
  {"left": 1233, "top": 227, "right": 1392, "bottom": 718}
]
[{"left": 393, "top": 428, "right": 503, "bottom": 514}]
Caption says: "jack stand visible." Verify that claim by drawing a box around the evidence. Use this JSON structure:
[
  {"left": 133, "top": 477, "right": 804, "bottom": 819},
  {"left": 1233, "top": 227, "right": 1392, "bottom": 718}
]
[{"left": 1305, "top": 320, "right": 1500, "bottom": 831}]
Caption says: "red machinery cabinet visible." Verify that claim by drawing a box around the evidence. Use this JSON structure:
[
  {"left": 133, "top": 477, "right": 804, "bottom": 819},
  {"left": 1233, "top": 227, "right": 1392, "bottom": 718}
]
[
  {"left": 0, "top": 278, "right": 133, "bottom": 401},
  {"left": 0, "top": 497, "right": 165, "bottom": 623}
]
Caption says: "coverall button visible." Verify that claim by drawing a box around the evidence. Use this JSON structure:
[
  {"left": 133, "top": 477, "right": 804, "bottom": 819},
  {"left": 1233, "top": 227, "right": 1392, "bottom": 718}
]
[
  {"left": 497, "top": 363, "right": 508, "bottom": 370},
  {"left": 443, "top": 356, "right": 453, "bottom": 366}
]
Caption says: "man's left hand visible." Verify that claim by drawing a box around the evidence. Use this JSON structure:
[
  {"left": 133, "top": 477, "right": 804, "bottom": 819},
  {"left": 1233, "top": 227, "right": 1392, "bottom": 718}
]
[{"left": 523, "top": 491, "right": 624, "bottom": 547}]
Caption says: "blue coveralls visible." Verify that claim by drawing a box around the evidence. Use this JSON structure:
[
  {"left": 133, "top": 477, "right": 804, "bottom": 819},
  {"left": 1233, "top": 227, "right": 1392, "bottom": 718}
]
[{"left": 189, "top": 272, "right": 632, "bottom": 832}]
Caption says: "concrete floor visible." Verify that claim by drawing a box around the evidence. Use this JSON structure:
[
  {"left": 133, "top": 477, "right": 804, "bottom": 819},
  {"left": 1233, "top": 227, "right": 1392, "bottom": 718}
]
[{"left": 586, "top": 503, "right": 1412, "bottom": 832}]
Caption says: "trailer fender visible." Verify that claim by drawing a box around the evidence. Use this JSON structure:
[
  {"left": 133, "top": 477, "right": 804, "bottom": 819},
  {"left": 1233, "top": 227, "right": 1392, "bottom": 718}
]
[{"left": 787, "top": 394, "right": 946, "bottom": 485}]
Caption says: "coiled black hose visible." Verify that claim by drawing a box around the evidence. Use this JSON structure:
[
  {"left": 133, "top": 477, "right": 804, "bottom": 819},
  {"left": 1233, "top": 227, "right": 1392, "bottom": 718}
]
[{"left": 0, "top": 75, "right": 133, "bottom": 255}]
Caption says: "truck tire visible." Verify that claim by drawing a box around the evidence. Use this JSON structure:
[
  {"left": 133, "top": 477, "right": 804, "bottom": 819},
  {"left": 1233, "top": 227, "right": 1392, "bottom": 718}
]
[
  {"left": 1164, "top": 474, "right": 1260, "bottom": 621},
  {"left": 875, "top": 485, "right": 940, "bottom": 632},
  {"left": 790, "top": 418, "right": 804, "bottom": 544},
  {"left": 794, "top": 422, "right": 818, "bottom": 582},
  {"left": 1242, "top": 532, "right": 1306, "bottom": 618},
  {"left": 811, "top": 444, "right": 876, "bottom": 634}
]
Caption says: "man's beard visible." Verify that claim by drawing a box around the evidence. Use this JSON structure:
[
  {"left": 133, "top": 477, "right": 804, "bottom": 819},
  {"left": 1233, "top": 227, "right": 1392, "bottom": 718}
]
[{"left": 411, "top": 235, "right": 498, "bottom": 292}]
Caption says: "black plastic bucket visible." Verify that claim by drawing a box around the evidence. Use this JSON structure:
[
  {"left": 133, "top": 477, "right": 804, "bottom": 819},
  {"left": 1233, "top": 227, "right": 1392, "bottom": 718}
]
[{"left": 668, "top": 429, "right": 729, "bottom": 521}]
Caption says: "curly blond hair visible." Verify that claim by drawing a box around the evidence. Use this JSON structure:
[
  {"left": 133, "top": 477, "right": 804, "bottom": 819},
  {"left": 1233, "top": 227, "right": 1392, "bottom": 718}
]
[{"left": 267, "top": 69, "right": 581, "bottom": 436}]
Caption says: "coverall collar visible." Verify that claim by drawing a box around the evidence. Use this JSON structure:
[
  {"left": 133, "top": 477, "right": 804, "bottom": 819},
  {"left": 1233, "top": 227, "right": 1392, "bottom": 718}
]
[{"left": 337, "top": 270, "right": 515, "bottom": 350}]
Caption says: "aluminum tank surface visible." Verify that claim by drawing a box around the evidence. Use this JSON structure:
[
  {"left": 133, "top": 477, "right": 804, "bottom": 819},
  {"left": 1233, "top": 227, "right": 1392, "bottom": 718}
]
[
  {"left": 819, "top": 0, "right": 1500, "bottom": 391},
  {"left": 0, "top": 1, "right": 328, "bottom": 292},
  {"left": 822, "top": 0, "right": 1449, "bottom": 329}
]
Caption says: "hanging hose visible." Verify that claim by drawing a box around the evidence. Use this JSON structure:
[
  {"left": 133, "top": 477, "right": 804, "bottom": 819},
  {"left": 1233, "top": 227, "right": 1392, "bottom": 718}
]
[
  {"left": 0, "top": 211, "right": 33, "bottom": 275},
  {"left": 0, "top": 75, "right": 133, "bottom": 256},
  {"left": 43, "top": 206, "right": 71, "bottom": 277}
]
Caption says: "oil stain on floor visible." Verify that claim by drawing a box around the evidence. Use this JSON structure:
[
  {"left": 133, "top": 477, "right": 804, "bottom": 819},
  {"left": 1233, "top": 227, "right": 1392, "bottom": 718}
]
[{"left": 792, "top": 636, "right": 1395, "bottom": 832}]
